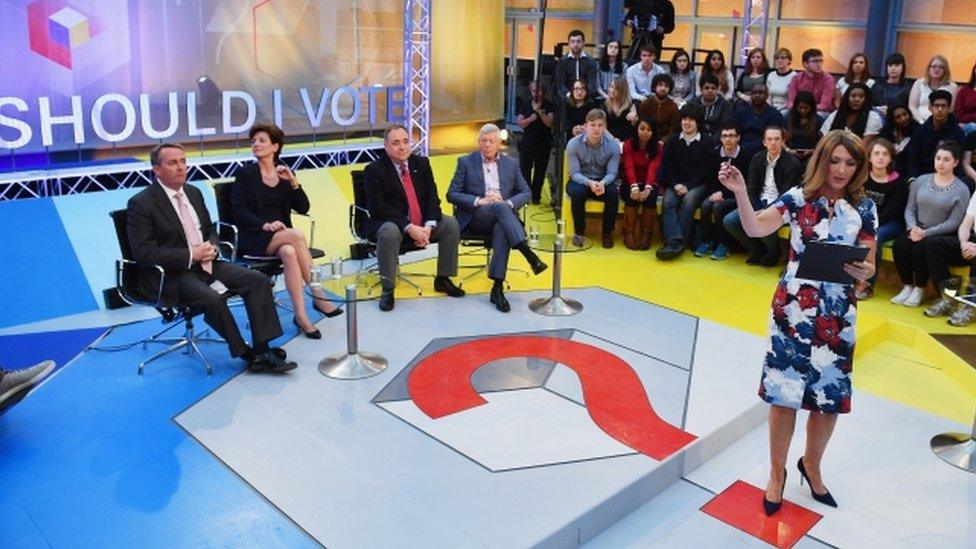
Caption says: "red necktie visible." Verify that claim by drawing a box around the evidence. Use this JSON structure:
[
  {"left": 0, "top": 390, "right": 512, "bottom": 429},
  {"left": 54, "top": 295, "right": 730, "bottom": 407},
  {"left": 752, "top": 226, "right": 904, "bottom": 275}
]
[
  {"left": 175, "top": 191, "right": 212, "bottom": 273},
  {"left": 399, "top": 163, "right": 422, "bottom": 226}
]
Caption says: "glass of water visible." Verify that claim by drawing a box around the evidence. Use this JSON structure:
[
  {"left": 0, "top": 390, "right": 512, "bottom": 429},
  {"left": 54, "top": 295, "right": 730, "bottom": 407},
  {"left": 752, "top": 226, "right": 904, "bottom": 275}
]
[{"left": 330, "top": 256, "right": 343, "bottom": 279}]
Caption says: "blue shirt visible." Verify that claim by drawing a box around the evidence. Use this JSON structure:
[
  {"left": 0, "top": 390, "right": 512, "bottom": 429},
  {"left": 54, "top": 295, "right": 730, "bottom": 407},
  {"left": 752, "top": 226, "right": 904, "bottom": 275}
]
[{"left": 566, "top": 133, "right": 621, "bottom": 186}]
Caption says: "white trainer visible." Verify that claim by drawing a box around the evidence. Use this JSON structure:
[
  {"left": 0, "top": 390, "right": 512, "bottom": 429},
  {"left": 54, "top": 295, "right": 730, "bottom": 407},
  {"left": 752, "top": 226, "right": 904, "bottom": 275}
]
[
  {"left": 903, "top": 287, "right": 925, "bottom": 307},
  {"left": 890, "top": 285, "right": 913, "bottom": 304}
]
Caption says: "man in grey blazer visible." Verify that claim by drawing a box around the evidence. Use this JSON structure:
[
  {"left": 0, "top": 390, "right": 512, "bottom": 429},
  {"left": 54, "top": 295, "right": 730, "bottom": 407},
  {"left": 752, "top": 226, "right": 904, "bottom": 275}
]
[{"left": 447, "top": 124, "right": 548, "bottom": 312}]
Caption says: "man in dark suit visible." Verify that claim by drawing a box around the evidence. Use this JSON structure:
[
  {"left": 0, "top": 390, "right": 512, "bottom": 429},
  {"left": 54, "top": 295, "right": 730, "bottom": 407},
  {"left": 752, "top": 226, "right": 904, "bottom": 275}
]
[
  {"left": 447, "top": 124, "right": 548, "bottom": 312},
  {"left": 364, "top": 124, "right": 465, "bottom": 311},
  {"left": 126, "top": 143, "right": 295, "bottom": 372}
]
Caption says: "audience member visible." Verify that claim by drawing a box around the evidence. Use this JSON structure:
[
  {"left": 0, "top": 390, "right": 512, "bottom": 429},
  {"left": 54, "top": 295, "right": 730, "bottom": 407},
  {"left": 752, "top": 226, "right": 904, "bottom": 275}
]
[
  {"left": 566, "top": 109, "right": 621, "bottom": 248},
  {"left": 724, "top": 126, "right": 803, "bottom": 266},
  {"left": 872, "top": 53, "right": 911, "bottom": 113},
  {"left": 668, "top": 48, "right": 697, "bottom": 107},
  {"left": 786, "top": 48, "right": 835, "bottom": 116},
  {"left": 563, "top": 79, "right": 596, "bottom": 144},
  {"left": 766, "top": 48, "right": 797, "bottom": 114},
  {"left": 447, "top": 124, "right": 548, "bottom": 312},
  {"left": 834, "top": 53, "right": 875, "bottom": 109},
  {"left": 656, "top": 104, "right": 713, "bottom": 259},
  {"left": 230, "top": 123, "right": 341, "bottom": 340},
  {"left": 626, "top": 45, "right": 667, "bottom": 101},
  {"left": 701, "top": 49, "right": 735, "bottom": 100},
  {"left": 857, "top": 138, "right": 909, "bottom": 299},
  {"left": 908, "top": 54, "right": 958, "bottom": 124},
  {"left": 638, "top": 73, "right": 680, "bottom": 141},
  {"left": 555, "top": 29, "right": 598, "bottom": 99},
  {"left": 878, "top": 103, "right": 918, "bottom": 174},
  {"left": 689, "top": 73, "right": 734, "bottom": 138},
  {"left": 736, "top": 47, "right": 770, "bottom": 103},
  {"left": 906, "top": 90, "right": 965, "bottom": 179},
  {"left": 597, "top": 39, "right": 626, "bottom": 100},
  {"left": 127, "top": 143, "right": 296, "bottom": 372},
  {"left": 954, "top": 60, "right": 976, "bottom": 135},
  {"left": 621, "top": 117, "right": 663, "bottom": 250},
  {"left": 964, "top": 131, "right": 976, "bottom": 185},
  {"left": 0, "top": 360, "right": 54, "bottom": 408},
  {"left": 364, "top": 125, "right": 465, "bottom": 312},
  {"left": 696, "top": 124, "right": 750, "bottom": 260},
  {"left": 734, "top": 84, "right": 784, "bottom": 157},
  {"left": 920, "top": 189, "right": 976, "bottom": 326},
  {"left": 820, "top": 82, "right": 883, "bottom": 145},
  {"left": 516, "top": 80, "right": 555, "bottom": 205},
  {"left": 624, "top": 0, "right": 675, "bottom": 64},
  {"left": 602, "top": 76, "right": 638, "bottom": 142},
  {"left": 785, "top": 91, "right": 823, "bottom": 165},
  {"left": 892, "top": 141, "right": 970, "bottom": 308}
]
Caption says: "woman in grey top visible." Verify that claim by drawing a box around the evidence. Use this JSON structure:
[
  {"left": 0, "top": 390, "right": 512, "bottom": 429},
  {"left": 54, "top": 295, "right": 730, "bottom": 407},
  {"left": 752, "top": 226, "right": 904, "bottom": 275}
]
[
  {"left": 668, "top": 48, "right": 696, "bottom": 106},
  {"left": 891, "top": 141, "right": 971, "bottom": 307}
]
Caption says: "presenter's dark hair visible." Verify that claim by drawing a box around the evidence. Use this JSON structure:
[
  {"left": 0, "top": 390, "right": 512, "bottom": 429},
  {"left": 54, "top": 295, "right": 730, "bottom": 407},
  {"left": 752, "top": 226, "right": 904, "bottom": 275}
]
[
  {"left": 803, "top": 130, "right": 868, "bottom": 203},
  {"left": 249, "top": 123, "right": 285, "bottom": 163},
  {"left": 149, "top": 143, "right": 184, "bottom": 167}
]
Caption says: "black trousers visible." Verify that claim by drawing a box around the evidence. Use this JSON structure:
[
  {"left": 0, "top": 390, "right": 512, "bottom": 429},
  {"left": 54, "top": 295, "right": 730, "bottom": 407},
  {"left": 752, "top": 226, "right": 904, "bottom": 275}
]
[
  {"left": 519, "top": 142, "right": 552, "bottom": 203},
  {"left": 921, "top": 234, "right": 976, "bottom": 290},
  {"left": 172, "top": 262, "right": 282, "bottom": 357}
]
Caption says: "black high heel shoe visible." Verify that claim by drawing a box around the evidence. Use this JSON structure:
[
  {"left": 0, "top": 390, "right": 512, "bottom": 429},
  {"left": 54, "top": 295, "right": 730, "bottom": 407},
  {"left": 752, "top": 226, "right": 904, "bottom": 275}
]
[
  {"left": 293, "top": 316, "right": 321, "bottom": 339},
  {"left": 797, "top": 457, "right": 838, "bottom": 508},
  {"left": 313, "top": 301, "right": 343, "bottom": 318},
  {"left": 763, "top": 469, "right": 787, "bottom": 516}
]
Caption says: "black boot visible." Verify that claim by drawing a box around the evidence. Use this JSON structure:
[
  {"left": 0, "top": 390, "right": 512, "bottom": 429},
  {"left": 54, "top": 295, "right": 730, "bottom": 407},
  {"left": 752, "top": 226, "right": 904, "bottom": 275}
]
[
  {"left": 489, "top": 279, "right": 510, "bottom": 312},
  {"left": 515, "top": 242, "right": 548, "bottom": 275}
]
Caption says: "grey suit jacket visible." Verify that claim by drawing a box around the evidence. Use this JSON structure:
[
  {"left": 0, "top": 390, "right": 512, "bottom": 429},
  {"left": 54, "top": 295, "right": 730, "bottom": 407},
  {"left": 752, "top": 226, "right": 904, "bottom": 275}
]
[{"left": 446, "top": 152, "right": 530, "bottom": 230}]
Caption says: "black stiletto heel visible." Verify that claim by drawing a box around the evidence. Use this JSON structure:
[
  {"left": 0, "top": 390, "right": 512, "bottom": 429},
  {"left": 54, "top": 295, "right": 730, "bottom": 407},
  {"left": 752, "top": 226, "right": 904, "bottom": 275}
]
[
  {"left": 313, "top": 301, "right": 343, "bottom": 318},
  {"left": 293, "top": 316, "right": 321, "bottom": 339},
  {"left": 797, "top": 457, "right": 838, "bottom": 508},
  {"left": 763, "top": 468, "right": 787, "bottom": 516}
]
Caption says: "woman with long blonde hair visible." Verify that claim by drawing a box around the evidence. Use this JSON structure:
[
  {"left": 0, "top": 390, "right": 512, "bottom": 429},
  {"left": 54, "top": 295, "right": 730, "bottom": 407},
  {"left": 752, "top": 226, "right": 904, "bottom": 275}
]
[{"left": 719, "top": 130, "right": 878, "bottom": 516}]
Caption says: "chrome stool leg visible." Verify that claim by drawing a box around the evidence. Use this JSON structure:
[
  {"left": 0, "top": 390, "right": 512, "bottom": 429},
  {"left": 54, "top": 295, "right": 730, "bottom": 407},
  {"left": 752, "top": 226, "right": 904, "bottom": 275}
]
[{"left": 931, "top": 407, "right": 976, "bottom": 473}]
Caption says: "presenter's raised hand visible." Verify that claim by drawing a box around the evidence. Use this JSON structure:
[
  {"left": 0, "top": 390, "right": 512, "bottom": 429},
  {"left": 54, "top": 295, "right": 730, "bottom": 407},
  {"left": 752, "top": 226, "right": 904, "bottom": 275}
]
[
  {"left": 718, "top": 162, "right": 746, "bottom": 195},
  {"left": 275, "top": 165, "right": 299, "bottom": 189}
]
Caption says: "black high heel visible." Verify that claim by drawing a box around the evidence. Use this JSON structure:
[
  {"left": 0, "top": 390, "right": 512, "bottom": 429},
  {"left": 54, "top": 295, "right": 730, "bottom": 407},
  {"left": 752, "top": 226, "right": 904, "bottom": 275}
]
[
  {"left": 293, "top": 316, "right": 321, "bottom": 339},
  {"left": 313, "top": 301, "right": 343, "bottom": 318},
  {"left": 797, "top": 457, "right": 838, "bottom": 508},
  {"left": 763, "top": 468, "right": 787, "bottom": 516}
]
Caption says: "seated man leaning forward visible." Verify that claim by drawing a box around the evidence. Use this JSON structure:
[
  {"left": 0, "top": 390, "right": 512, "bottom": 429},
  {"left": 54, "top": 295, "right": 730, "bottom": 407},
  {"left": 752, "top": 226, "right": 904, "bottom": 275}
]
[
  {"left": 364, "top": 124, "right": 466, "bottom": 312},
  {"left": 126, "top": 143, "right": 296, "bottom": 373},
  {"left": 447, "top": 124, "right": 549, "bottom": 312},
  {"left": 566, "top": 108, "right": 622, "bottom": 248}
]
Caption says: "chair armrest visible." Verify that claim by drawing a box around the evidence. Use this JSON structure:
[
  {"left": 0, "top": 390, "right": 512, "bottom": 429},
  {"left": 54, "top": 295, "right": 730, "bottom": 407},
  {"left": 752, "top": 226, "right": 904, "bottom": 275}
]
[
  {"left": 292, "top": 212, "right": 316, "bottom": 249},
  {"left": 116, "top": 259, "right": 166, "bottom": 308},
  {"left": 215, "top": 221, "right": 239, "bottom": 262},
  {"left": 349, "top": 204, "right": 371, "bottom": 242}
]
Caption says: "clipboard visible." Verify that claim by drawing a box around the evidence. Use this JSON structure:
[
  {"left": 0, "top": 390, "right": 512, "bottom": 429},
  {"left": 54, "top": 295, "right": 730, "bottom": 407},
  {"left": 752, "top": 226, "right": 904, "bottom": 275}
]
[{"left": 795, "top": 241, "right": 870, "bottom": 284}]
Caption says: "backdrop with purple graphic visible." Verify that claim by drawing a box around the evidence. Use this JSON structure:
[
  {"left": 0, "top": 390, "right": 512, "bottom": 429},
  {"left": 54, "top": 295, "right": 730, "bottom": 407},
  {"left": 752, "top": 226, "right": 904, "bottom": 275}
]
[{"left": 0, "top": 0, "right": 404, "bottom": 168}]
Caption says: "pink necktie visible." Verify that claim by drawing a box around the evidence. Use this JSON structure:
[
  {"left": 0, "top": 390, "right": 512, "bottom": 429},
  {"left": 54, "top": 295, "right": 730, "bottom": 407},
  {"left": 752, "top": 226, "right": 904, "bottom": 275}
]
[
  {"left": 175, "top": 191, "right": 212, "bottom": 273},
  {"left": 399, "top": 163, "right": 422, "bottom": 226}
]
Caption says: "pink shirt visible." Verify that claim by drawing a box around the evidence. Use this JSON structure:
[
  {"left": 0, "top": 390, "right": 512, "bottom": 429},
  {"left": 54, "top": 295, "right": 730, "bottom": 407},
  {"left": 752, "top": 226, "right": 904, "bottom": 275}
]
[{"left": 786, "top": 71, "right": 836, "bottom": 112}]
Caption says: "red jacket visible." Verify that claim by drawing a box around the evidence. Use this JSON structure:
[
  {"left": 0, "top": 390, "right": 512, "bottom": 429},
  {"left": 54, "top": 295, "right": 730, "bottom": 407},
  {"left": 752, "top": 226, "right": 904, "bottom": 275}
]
[{"left": 622, "top": 140, "right": 662, "bottom": 187}]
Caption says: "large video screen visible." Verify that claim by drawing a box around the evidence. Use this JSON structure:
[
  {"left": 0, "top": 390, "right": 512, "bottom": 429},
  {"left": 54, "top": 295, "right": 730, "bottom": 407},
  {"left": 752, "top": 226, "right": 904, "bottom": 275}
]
[{"left": 0, "top": 0, "right": 406, "bottom": 158}]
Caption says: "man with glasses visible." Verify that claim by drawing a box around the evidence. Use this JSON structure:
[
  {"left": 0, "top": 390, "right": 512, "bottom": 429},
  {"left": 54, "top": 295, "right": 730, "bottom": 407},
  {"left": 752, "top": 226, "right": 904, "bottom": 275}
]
[
  {"left": 907, "top": 90, "right": 966, "bottom": 180},
  {"left": 786, "top": 48, "right": 835, "bottom": 117}
]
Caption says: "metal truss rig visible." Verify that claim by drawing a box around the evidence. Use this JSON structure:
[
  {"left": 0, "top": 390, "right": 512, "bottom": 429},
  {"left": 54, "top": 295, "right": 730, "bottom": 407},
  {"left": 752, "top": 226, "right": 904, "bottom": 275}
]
[
  {"left": 739, "top": 0, "right": 770, "bottom": 65},
  {"left": 403, "top": 0, "right": 432, "bottom": 156},
  {"left": 0, "top": 143, "right": 384, "bottom": 201}
]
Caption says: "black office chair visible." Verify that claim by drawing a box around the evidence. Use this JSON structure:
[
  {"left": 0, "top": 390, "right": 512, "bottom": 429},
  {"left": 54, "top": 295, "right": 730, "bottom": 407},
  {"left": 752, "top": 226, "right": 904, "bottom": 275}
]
[
  {"left": 349, "top": 169, "right": 433, "bottom": 295},
  {"left": 109, "top": 209, "right": 224, "bottom": 375},
  {"left": 212, "top": 180, "right": 326, "bottom": 311}
]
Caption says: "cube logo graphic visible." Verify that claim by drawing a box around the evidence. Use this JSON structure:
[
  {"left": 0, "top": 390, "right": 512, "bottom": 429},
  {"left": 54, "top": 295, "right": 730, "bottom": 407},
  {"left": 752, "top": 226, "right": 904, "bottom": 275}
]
[{"left": 28, "top": 0, "right": 101, "bottom": 69}]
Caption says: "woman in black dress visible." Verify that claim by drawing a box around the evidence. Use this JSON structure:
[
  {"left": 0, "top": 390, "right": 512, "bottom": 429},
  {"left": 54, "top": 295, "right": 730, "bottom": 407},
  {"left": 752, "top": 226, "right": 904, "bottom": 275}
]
[{"left": 230, "top": 123, "right": 340, "bottom": 339}]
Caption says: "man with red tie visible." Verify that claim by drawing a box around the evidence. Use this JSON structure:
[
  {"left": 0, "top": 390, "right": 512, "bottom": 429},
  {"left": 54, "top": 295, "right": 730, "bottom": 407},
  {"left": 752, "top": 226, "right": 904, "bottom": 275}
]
[
  {"left": 364, "top": 124, "right": 465, "bottom": 311},
  {"left": 126, "top": 143, "right": 296, "bottom": 372}
]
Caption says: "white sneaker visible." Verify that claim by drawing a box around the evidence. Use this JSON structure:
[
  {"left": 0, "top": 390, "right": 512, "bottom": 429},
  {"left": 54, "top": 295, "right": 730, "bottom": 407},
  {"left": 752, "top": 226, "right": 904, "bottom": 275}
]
[
  {"left": 890, "top": 285, "right": 913, "bottom": 304},
  {"left": 903, "top": 287, "right": 924, "bottom": 307}
]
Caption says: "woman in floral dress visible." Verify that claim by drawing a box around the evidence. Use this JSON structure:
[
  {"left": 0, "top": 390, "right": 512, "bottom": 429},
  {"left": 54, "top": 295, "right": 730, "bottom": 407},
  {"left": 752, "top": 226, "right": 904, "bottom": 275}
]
[{"left": 719, "top": 130, "right": 878, "bottom": 515}]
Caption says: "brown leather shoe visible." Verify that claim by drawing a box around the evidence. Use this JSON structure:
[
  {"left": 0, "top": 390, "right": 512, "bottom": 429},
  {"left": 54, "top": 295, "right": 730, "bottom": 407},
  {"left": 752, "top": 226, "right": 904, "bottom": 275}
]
[{"left": 602, "top": 234, "right": 614, "bottom": 248}]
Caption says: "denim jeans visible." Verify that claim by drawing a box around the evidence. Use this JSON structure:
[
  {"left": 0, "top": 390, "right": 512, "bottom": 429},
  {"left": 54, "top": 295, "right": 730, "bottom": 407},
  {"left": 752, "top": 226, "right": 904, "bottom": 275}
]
[
  {"left": 722, "top": 203, "right": 781, "bottom": 256},
  {"left": 700, "top": 197, "right": 738, "bottom": 246},
  {"left": 869, "top": 220, "right": 904, "bottom": 284},
  {"left": 662, "top": 185, "right": 709, "bottom": 244}
]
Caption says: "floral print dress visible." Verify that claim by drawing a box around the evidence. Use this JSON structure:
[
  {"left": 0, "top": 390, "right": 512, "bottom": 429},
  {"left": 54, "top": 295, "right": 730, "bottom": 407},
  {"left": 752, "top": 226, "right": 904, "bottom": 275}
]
[{"left": 760, "top": 187, "right": 878, "bottom": 414}]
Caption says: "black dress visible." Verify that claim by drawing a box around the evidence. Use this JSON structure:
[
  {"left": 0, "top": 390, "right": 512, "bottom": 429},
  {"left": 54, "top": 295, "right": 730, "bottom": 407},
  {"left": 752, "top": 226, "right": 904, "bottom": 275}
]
[{"left": 230, "top": 163, "right": 311, "bottom": 256}]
